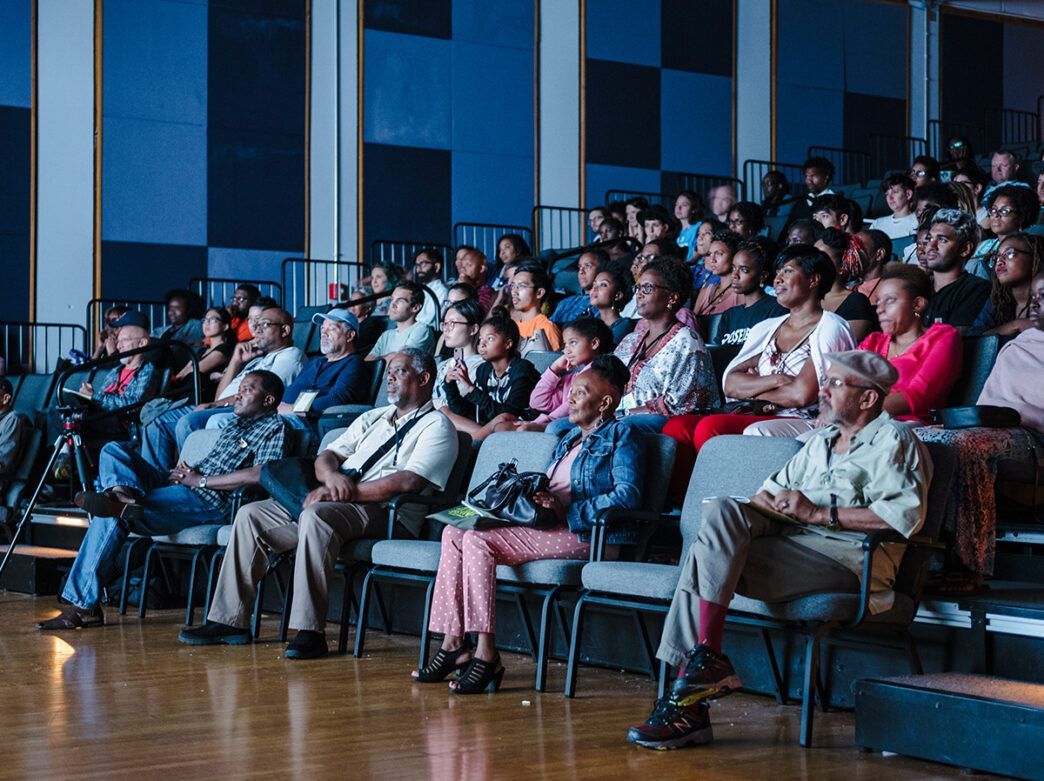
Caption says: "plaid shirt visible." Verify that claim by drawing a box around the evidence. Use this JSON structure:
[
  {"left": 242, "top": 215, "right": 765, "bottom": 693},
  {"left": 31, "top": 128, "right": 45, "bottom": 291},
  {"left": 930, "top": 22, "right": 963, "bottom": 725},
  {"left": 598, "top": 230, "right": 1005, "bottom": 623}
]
[
  {"left": 192, "top": 412, "right": 288, "bottom": 509},
  {"left": 93, "top": 362, "right": 158, "bottom": 411}
]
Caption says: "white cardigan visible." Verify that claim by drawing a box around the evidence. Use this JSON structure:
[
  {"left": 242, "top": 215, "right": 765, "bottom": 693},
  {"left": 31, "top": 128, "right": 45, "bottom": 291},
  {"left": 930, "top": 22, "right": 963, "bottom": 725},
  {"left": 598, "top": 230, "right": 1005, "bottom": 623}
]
[{"left": 721, "top": 312, "right": 857, "bottom": 404}]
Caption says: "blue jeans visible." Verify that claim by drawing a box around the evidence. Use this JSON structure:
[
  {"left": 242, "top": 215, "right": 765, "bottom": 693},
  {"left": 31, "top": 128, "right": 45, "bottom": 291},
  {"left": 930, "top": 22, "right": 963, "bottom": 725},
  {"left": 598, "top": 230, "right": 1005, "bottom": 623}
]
[
  {"left": 62, "top": 442, "right": 227, "bottom": 609},
  {"left": 546, "top": 413, "right": 668, "bottom": 437},
  {"left": 141, "top": 405, "right": 230, "bottom": 471}
]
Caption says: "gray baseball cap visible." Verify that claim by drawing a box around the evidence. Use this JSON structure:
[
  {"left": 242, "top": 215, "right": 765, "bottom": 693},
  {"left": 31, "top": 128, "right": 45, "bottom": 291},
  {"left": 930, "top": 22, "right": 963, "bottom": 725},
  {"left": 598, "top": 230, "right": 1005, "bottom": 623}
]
[{"left": 312, "top": 308, "right": 361, "bottom": 333}]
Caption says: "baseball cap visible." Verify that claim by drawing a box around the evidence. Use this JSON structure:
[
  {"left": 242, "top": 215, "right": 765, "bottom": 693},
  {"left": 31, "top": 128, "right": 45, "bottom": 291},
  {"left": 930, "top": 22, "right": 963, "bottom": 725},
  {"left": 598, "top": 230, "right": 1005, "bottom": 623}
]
[
  {"left": 312, "top": 308, "right": 360, "bottom": 333},
  {"left": 112, "top": 311, "right": 150, "bottom": 330}
]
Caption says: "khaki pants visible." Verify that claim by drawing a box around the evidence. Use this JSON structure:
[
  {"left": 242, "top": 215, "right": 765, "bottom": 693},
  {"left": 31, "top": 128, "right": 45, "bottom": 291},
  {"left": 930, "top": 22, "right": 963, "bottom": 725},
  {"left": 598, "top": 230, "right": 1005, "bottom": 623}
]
[
  {"left": 656, "top": 497, "right": 860, "bottom": 667},
  {"left": 207, "top": 498, "right": 386, "bottom": 633}
]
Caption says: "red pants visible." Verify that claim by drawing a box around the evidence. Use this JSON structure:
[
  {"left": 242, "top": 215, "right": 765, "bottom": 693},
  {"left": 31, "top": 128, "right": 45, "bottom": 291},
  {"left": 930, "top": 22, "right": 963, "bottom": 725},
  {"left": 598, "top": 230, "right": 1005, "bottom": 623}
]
[{"left": 662, "top": 413, "right": 783, "bottom": 502}]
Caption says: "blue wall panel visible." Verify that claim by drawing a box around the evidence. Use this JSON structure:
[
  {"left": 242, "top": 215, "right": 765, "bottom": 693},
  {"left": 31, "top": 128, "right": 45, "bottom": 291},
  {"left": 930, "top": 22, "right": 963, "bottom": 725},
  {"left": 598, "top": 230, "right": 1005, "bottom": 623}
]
[
  {"left": 363, "top": 30, "right": 452, "bottom": 150},
  {"left": 842, "top": 1, "right": 906, "bottom": 100},
  {"left": 104, "top": 0, "right": 207, "bottom": 124},
  {"left": 0, "top": 235, "right": 30, "bottom": 320},
  {"left": 0, "top": 0, "right": 31, "bottom": 108},
  {"left": 660, "top": 69, "right": 732, "bottom": 174},
  {"left": 586, "top": 0, "right": 661, "bottom": 67},
  {"left": 207, "top": 247, "right": 300, "bottom": 292},
  {"left": 101, "top": 241, "right": 207, "bottom": 302},
  {"left": 452, "top": 41, "right": 532, "bottom": 156},
  {"left": 777, "top": 0, "right": 843, "bottom": 92},
  {"left": 586, "top": 163, "right": 662, "bottom": 206},
  {"left": 103, "top": 116, "right": 207, "bottom": 245},
  {"left": 452, "top": 151, "right": 533, "bottom": 227},
  {"left": 776, "top": 82, "right": 843, "bottom": 164},
  {"left": 452, "top": 0, "right": 533, "bottom": 50},
  {"left": 365, "top": 0, "right": 453, "bottom": 40},
  {"left": 365, "top": 142, "right": 452, "bottom": 246}
]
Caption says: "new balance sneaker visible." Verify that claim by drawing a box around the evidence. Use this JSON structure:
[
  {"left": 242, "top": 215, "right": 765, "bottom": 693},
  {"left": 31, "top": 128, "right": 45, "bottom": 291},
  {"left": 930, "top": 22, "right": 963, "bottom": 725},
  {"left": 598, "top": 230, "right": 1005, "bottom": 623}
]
[
  {"left": 670, "top": 644, "right": 742, "bottom": 706},
  {"left": 627, "top": 697, "right": 713, "bottom": 750},
  {"left": 178, "top": 621, "right": 251, "bottom": 646}
]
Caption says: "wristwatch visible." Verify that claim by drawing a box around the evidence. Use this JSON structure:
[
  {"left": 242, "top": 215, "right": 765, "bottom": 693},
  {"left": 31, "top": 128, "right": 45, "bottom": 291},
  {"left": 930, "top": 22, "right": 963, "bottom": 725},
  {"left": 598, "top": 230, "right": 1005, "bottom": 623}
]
[
  {"left": 199, "top": 476, "right": 208, "bottom": 489},
  {"left": 827, "top": 494, "right": 841, "bottom": 531}
]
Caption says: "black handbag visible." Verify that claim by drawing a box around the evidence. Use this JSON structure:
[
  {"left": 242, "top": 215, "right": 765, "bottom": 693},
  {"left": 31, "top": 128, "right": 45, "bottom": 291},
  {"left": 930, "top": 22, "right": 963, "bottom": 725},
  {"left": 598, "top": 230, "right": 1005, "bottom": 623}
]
[
  {"left": 465, "top": 461, "right": 558, "bottom": 529},
  {"left": 931, "top": 405, "right": 1022, "bottom": 429}
]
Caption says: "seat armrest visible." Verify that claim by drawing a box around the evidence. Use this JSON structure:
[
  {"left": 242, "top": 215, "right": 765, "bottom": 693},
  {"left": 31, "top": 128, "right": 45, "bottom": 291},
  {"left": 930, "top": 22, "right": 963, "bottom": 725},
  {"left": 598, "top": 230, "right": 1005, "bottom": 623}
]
[
  {"left": 386, "top": 492, "right": 463, "bottom": 539},
  {"left": 591, "top": 508, "right": 676, "bottom": 561}
]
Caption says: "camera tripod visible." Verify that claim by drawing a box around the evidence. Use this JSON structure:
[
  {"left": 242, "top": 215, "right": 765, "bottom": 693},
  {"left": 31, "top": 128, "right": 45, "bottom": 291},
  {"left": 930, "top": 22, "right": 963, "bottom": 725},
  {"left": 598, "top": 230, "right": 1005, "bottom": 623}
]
[{"left": 0, "top": 407, "right": 95, "bottom": 581}]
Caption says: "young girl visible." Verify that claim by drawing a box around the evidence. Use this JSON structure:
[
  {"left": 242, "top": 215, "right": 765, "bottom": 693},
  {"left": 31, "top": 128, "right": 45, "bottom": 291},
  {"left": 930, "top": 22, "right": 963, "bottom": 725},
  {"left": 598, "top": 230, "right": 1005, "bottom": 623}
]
[
  {"left": 589, "top": 261, "right": 636, "bottom": 345},
  {"left": 511, "top": 262, "right": 563, "bottom": 355},
  {"left": 691, "top": 229, "right": 741, "bottom": 316},
  {"left": 441, "top": 308, "right": 540, "bottom": 441},
  {"left": 433, "top": 299, "right": 485, "bottom": 410}
]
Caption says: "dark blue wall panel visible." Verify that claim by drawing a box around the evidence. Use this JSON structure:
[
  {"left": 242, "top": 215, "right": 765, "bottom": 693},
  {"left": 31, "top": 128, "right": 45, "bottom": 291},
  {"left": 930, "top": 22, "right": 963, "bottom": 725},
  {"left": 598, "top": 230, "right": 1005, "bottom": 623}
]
[
  {"left": 364, "top": 143, "right": 452, "bottom": 246},
  {"left": 940, "top": 11, "right": 1003, "bottom": 128},
  {"left": 586, "top": 59, "right": 661, "bottom": 170},
  {"left": 365, "top": 0, "right": 453, "bottom": 39},
  {"left": 101, "top": 241, "right": 207, "bottom": 303},
  {"left": 661, "top": 0, "right": 732, "bottom": 77}
]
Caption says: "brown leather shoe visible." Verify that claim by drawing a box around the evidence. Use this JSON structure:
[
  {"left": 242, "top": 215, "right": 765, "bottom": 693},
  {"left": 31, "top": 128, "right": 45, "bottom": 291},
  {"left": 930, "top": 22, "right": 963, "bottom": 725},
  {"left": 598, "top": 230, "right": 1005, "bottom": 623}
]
[
  {"left": 74, "top": 491, "right": 144, "bottom": 522},
  {"left": 37, "top": 604, "right": 105, "bottom": 630}
]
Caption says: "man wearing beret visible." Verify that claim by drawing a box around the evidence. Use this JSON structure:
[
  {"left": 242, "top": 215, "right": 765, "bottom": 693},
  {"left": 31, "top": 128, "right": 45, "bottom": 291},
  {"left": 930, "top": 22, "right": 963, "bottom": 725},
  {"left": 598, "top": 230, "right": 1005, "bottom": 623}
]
[{"left": 628, "top": 350, "right": 933, "bottom": 750}]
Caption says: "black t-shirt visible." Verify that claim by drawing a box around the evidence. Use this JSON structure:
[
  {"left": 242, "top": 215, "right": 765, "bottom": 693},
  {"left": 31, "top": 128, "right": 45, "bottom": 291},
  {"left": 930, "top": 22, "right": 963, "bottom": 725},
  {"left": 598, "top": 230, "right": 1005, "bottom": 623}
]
[
  {"left": 712, "top": 296, "right": 787, "bottom": 346},
  {"left": 835, "top": 291, "right": 878, "bottom": 331},
  {"left": 924, "top": 273, "right": 991, "bottom": 329}
]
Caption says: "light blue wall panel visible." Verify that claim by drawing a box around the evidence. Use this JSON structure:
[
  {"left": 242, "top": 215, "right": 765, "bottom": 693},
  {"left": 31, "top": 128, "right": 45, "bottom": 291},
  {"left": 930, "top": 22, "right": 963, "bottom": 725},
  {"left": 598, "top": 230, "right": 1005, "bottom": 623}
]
[
  {"left": 0, "top": 0, "right": 31, "bottom": 108},
  {"left": 586, "top": 163, "right": 662, "bottom": 205},
  {"left": 775, "top": 82, "right": 843, "bottom": 163},
  {"left": 452, "top": 150, "right": 533, "bottom": 226},
  {"left": 453, "top": 0, "right": 533, "bottom": 50},
  {"left": 103, "top": 116, "right": 207, "bottom": 245},
  {"left": 842, "top": 1, "right": 905, "bottom": 100},
  {"left": 363, "top": 30, "right": 452, "bottom": 150},
  {"left": 452, "top": 41, "right": 533, "bottom": 156},
  {"left": 660, "top": 69, "right": 732, "bottom": 174},
  {"left": 207, "top": 247, "right": 303, "bottom": 290},
  {"left": 586, "top": 0, "right": 661, "bottom": 68},
  {"left": 104, "top": 0, "right": 207, "bottom": 124},
  {"left": 777, "top": 0, "right": 842, "bottom": 90}
]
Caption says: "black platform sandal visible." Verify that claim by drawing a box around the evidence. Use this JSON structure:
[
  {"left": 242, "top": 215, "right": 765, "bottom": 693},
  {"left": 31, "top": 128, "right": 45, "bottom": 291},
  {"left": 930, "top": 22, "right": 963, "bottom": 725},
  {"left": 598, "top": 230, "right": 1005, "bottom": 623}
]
[
  {"left": 450, "top": 653, "right": 505, "bottom": 694},
  {"left": 411, "top": 643, "right": 472, "bottom": 683}
]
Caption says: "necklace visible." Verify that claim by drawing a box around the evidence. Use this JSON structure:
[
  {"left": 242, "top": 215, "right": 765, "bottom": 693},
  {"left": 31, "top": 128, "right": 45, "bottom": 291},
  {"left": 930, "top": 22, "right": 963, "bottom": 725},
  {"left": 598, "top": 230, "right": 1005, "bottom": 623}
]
[{"left": 628, "top": 324, "right": 672, "bottom": 368}]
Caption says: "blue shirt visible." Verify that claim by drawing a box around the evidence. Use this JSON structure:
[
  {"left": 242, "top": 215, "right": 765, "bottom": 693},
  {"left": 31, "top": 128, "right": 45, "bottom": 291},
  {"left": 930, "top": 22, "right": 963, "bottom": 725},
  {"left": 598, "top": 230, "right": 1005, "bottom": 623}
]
[
  {"left": 283, "top": 354, "right": 369, "bottom": 415},
  {"left": 551, "top": 293, "right": 596, "bottom": 324},
  {"left": 688, "top": 257, "right": 718, "bottom": 290}
]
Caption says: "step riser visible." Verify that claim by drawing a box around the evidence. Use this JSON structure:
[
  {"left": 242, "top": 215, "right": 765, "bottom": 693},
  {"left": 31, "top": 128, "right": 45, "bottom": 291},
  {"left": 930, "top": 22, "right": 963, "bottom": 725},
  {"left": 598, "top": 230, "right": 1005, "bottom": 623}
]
[{"left": 0, "top": 553, "right": 69, "bottom": 596}]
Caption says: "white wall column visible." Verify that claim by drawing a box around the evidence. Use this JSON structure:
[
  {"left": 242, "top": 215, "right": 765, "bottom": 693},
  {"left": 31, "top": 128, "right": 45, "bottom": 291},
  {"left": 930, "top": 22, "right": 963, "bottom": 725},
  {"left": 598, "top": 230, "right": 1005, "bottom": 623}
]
[
  {"left": 735, "top": 0, "right": 773, "bottom": 179},
  {"left": 36, "top": 0, "right": 95, "bottom": 325},
  {"left": 908, "top": 1, "right": 940, "bottom": 142},
  {"left": 537, "top": 0, "right": 581, "bottom": 209}
]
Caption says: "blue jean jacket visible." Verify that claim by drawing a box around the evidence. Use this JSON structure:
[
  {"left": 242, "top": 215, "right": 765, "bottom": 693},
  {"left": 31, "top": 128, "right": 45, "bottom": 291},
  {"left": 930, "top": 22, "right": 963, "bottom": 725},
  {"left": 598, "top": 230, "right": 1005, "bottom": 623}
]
[{"left": 551, "top": 419, "right": 644, "bottom": 545}]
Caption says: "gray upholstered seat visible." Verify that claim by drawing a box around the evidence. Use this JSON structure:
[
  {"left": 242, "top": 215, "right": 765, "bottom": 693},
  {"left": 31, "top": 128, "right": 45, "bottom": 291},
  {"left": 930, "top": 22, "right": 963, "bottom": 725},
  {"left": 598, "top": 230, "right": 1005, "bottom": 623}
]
[
  {"left": 580, "top": 561, "right": 679, "bottom": 600},
  {"left": 370, "top": 539, "right": 441, "bottom": 570},
  {"left": 152, "top": 524, "right": 225, "bottom": 546},
  {"left": 525, "top": 351, "right": 562, "bottom": 375},
  {"left": 728, "top": 592, "right": 917, "bottom": 624},
  {"left": 216, "top": 524, "right": 232, "bottom": 547},
  {"left": 496, "top": 559, "right": 585, "bottom": 586}
]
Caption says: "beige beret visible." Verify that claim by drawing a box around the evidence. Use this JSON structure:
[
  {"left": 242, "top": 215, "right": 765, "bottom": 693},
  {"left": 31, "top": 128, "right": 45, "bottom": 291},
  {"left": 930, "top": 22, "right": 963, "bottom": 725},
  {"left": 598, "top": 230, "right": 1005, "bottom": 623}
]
[{"left": 824, "top": 350, "right": 899, "bottom": 393}]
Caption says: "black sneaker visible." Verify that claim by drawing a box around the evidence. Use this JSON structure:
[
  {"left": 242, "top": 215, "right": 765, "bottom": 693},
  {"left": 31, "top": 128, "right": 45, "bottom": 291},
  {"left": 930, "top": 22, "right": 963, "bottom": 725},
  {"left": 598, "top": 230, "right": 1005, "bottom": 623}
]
[
  {"left": 627, "top": 697, "right": 713, "bottom": 750},
  {"left": 284, "top": 630, "right": 328, "bottom": 660},
  {"left": 670, "top": 644, "right": 742, "bottom": 706},
  {"left": 178, "top": 621, "right": 251, "bottom": 646}
]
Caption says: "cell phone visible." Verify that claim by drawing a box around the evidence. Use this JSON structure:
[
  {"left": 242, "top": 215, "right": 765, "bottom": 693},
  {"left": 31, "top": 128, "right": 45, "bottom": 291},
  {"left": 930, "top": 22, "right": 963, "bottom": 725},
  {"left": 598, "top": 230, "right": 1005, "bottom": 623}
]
[{"left": 453, "top": 347, "right": 464, "bottom": 366}]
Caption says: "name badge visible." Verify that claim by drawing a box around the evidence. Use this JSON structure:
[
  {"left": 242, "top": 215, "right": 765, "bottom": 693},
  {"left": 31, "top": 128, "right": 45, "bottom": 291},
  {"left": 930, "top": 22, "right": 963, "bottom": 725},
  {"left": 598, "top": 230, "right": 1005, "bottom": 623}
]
[{"left": 237, "top": 438, "right": 248, "bottom": 449}]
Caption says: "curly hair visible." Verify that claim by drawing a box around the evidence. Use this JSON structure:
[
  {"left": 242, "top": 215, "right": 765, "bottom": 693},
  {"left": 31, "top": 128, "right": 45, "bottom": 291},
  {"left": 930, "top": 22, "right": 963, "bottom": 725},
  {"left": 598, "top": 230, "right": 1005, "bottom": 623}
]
[
  {"left": 640, "top": 257, "right": 693, "bottom": 304},
  {"left": 596, "top": 260, "right": 634, "bottom": 307},
  {"left": 710, "top": 228, "right": 743, "bottom": 255},
  {"left": 986, "top": 184, "right": 1041, "bottom": 229},
  {"left": 988, "top": 232, "right": 1044, "bottom": 325},
  {"left": 727, "top": 201, "right": 765, "bottom": 234}
]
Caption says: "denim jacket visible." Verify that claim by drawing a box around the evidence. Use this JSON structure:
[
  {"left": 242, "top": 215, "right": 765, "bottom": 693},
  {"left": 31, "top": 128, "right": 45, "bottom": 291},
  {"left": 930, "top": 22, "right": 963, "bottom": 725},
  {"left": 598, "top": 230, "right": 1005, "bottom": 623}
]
[{"left": 551, "top": 418, "right": 644, "bottom": 545}]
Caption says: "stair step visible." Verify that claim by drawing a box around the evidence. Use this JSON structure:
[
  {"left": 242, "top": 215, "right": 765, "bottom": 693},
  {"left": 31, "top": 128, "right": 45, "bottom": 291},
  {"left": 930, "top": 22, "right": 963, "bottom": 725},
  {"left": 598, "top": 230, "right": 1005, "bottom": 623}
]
[{"left": 0, "top": 545, "right": 76, "bottom": 595}]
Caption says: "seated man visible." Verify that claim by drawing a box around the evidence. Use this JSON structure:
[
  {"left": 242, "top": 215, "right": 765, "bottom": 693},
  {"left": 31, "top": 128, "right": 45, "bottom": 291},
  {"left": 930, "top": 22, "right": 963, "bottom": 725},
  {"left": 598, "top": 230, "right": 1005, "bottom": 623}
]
[
  {"left": 37, "top": 371, "right": 289, "bottom": 630},
  {"left": 0, "top": 377, "right": 29, "bottom": 480},
  {"left": 75, "top": 314, "right": 156, "bottom": 412},
  {"left": 227, "top": 284, "right": 261, "bottom": 343},
  {"left": 551, "top": 249, "right": 604, "bottom": 324},
  {"left": 365, "top": 281, "right": 436, "bottom": 360},
  {"left": 204, "top": 308, "right": 369, "bottom": 441},
  {"left": 179, "top": 349, "right": 458, "bottom": 659},
  {"left": 412, "top": 249, "right": 449, "bottom": 329},
  {"left": 628, "top": 350, "right": 932, "bottom": 750},
  {"left": 141, "top": 306, "right": 304, "bottom": 471},
  {"left": 869, "top": 174, "right": 918, "bottom": 240},
  {"left": 152, "top": 288, "right": 204, "bottom": 346},
  {"left": 921, "top": 208, "right": 990, "bottom": 331}
]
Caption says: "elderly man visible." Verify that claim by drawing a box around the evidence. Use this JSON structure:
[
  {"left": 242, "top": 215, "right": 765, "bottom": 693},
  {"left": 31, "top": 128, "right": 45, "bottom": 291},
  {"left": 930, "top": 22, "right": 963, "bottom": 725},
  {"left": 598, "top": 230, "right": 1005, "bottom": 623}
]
[
  {"left": 141, "top": 306, "right": 304, "bottom": 471},
  {"left": 365, "top": 281, "right": 436, "bottom": 360},
  {"left": 990, "top": 149, "right": 1021, "bottom": 187},
  {"left": 628, "top": 351, "right": 933, "bottom": 750},
  {"left": 38, "top": 371, "right": 289, "bottom": 630},
  {"left": 179, "top": 349, "right": 459, "bottom": 659}
]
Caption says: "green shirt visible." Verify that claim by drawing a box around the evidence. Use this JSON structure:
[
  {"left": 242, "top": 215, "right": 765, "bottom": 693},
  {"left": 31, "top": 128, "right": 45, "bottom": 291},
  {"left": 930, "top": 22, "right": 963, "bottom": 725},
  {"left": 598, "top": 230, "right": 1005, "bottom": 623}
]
[{"left": 761, "top": 411, "right": 933, "bottom": 612}]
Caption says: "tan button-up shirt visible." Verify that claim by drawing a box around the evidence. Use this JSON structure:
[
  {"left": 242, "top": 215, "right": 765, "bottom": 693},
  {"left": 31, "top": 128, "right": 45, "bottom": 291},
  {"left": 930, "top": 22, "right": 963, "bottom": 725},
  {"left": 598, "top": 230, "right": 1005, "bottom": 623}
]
[{"left": 761, "top": 411, "right": 933, "bottom": 612}]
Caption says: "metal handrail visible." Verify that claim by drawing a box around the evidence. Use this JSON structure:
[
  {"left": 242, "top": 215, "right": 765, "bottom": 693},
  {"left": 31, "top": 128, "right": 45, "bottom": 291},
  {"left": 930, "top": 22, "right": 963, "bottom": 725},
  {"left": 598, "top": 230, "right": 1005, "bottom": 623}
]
[
  {"left": 0, "top": 321, "right": 88, "bottom": 375},
  {"left": 280, "top": 257, "right": 368, "bottom": 315},
  {"left": 189, "top": 277, "right": 283, "bottom": 308},
  {"left": 806, "top": 145, "right": 871, "bottom": 186},
  {"left": 675, "top": 172, "right": 746, "bottom": 202}
]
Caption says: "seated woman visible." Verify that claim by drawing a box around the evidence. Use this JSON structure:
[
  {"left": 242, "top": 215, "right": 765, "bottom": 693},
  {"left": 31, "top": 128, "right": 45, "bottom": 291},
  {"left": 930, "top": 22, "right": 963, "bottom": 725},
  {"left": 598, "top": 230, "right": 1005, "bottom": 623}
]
[
  {"left": 711, "top": 237, "right": 786, "bottom": 345},
  {"left": 171, "top": 307, "right": 237, "bottom": 401},
  {"left": 970, "top": 232, "right": 1042, "bottom": 336},
  {"left": 688, "top": 218, "right": 724, "bottom": 278},
  {"left": 492, "top": 233, "right": 532, "bottom": 289},
  {"left": 815, "top": 227, "right": 878, "bottom": 341},
  {"left": 511, "top": 262, "right": 563, "bottom": 356},
  {"left": 967, "top": 185, "right": 1040, "bottom": 280},
  {"left": 414, "top": 355, "right": 643, "bottom": 693},
  {"left": 487, "top": 318, "right": 614, "bottom": 434},
  {"left": 608, "top": 258, "right": 720, "bottom": 434},
  {"left": 691, "top": 229, "right": 742, "bottom": 316},
  {"left": 368, "top": 262, "right": 401, "bottom": 316},
  {"left": 441, "top": 308, "right": 540, "bottom": 440},
  {"left": 434, "top": 283, "right": 478, "bottom": 359},
  {"left": 663, "top": 245, "right": 855, "bottom": 497},
  {"left": 589, "top": 260, "right": 636, "bottom": 345},
  {"left": 432, "top": 299, "right": 485, "bottom": 411}
]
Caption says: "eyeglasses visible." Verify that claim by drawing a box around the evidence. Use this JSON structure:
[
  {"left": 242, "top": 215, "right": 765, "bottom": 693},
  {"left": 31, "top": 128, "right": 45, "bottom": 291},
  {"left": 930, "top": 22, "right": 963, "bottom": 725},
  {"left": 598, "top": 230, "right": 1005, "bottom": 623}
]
[
  {"left": 822, "top": 377, "right": 878, "bottom": 392},
  {"left": 254, "top": 320, "right": 288, "bottom": 331},
  {"left": 414, "top": 260, "right": 435, "bottom": 268},
  {"left": 910, "top": 169, "right": 928, "bottom": 178},
  {"left": 231, "top": 295, "right": 251, "bottom": 303},
  {"left": 634, "top": 282, "right": 669, "bottom": 296},
  {"left": 440, "top": 319, "right": 468, "bottom": 330},
  {"left": 512, "top": 282, "right": 535, "bottom": 291},
  {"left": 995, "top": 246, "right": 1031, "bottom": 262},
  {"left": 988, "top": 206, "right": 1015, "bottom": 218}
]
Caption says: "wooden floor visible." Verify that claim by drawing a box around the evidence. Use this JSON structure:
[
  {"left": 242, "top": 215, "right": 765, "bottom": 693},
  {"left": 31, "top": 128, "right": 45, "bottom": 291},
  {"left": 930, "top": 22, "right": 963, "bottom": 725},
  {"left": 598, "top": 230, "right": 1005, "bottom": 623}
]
[{"left": 1, "top": 593, "right": 973, "bottom": 781}]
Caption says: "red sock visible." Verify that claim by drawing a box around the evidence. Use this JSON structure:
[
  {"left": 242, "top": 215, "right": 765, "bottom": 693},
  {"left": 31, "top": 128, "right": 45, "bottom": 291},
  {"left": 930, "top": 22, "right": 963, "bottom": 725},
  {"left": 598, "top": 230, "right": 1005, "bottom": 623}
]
[{"left": 697, "top": 599, "right": 727, "bottom": 654}]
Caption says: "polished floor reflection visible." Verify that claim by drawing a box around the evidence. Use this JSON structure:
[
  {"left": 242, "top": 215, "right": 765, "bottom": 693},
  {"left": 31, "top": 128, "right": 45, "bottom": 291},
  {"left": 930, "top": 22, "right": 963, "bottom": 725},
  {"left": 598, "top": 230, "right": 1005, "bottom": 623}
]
[{"left": 2, "top": 593, "right": 965, "bottom": 780}]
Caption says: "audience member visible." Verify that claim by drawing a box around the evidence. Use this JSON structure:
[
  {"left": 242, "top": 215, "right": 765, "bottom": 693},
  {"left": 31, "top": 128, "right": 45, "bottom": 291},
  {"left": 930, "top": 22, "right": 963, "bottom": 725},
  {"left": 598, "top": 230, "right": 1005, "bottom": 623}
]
[
  {"left": 910, "top": 155, "right": 940, "bottom": 188},
  {"left": 347, "top": 287, "right": 384, "bottom": 356},
  {"left": 179, "top": 351, "right": 459, "bottom": 658},
  {"left": 454, "top": 246, "right": 496, "bottom": 311},
  {"left": 366, "top": 282, "right": 436, "bottom": 360},
  {"left": 726, "top": 201, "right": 764, "bottom": 239},
  {"left": 587, "top": 205, "right": 607, "bottom": 239},
  {"left": 692, "top": 229, "right": 742, "bottom": 316},
  {"left": 941, "top": 135, "right": 975, "bottom": 170},
  {"left": 442, "top": 309, "right": 540, "bottom": 440},
  {"left": 512, "top": 263, "right": 563, "bottom": 355},
  {"left": 153, "top": 289, "right": 204, "bottom": 346},
  {"left": 802, "top": 156, "right": 835, "bottom": 205},
  {"left": 970, "top": 232, "right": 1042, "bottom": 336},
  {"left": 674, "top": 191, "right": 703, "bottom": 253},
  {"left": 967, "top": 184, "right": 1041, "bottom": 279},
  {"left": 976, "top": 272, "right": 1044, "bottom": 434},
  {"left": 551, "top": 250, "right": 602, "bottom": 324},
  {"left": 415, "top": 355, "right": 642, "bottom": 693},
  {"left": 784, "top": 219, "right": 822, "bottom": 247},
  {"left": 598, "top": 216, "right": 626, "bottom": 243},
  {"left": 368, "top": 262, "right": 401, "bottom": 316},
  {"left": 639, "top": 205, "right": 676, "bottom": 242},
  {"left": 760, "top": 170, "right": 790, "bottom": 217},
  {"left": 171, "top": 307, "right": 236, "bottom": 401},
  {"left": 708, "top": 184, "right": 738, "bottom": 222},
  {"left": 687, "top": 219, "right": 724, "bottom": 281},
  {"left": 494, "top": 234, "right": 532, "bottom": 289},
  {"left": 227, "top": 284, "right": 260, "bottom": 342},
  {"left": 815, "top": 228, "right": 878, "bottom": 340},
  {"left": 990, "top": 149, "right": 1021, "bottom": 186},
  {"left": 0, "top": 378, "right": 28, "bottom": 477},
  {"left": 855, "top": 229, "right": 892, "bottom": 303},
  {"left": 74, "top": 316, "right": 157, "bottom": 412},
  {"left": 412, "top": 249, "right": 449, "bottom": 329},
  {"left": 589, "top": 260, "right": 636, "bottom": 344},
  {"left": 433, "top": 299, "right": 485, "bottom": 410},
  {"left": 711, "top": 237, "right": 786, "bottom": 345},
  {"left": 664, "top": 245, "right": 855, "bottom": 493},
  {"left": 811, "top": 194, "right": 855, "bottom": 232},
  {"left": 39, "top": 371, "right": 289, "bottom": 631},
  {"left": 952, "top": 165, "right": 990, "bottom": 226},
  {"left": 921, "top": 208, "right": 990, "bottom": 331},
  {"left": 629, "top": 351, "right": 931, "bottom": 750},
  {"left": 625, "top": 197, "right": 650, "bottom": 242},
  {"left": 606, "top": 201, "right": 627, "bottom": 226},
  {"left": 90, "top": 305, "right": 131, "bottom": 361},
  {"left": 1037, "top": 170, "right": 1044, "bottom": 211},
  {"left": 870, "top": 174, "right": 918, "bottom": 239},
  {"left": 435, "top": 283, "right": 480, "bottom": 358}
]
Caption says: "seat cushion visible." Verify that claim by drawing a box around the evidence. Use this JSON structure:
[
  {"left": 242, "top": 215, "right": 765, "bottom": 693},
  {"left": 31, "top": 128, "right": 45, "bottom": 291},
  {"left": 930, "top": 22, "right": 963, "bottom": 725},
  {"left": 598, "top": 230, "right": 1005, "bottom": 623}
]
[
  {"left": 581, "top": 561, "right": 680, "bottom": 601},
  {"left": 153, "top": 524, "right": 225, "bottom": 546},
  {"left": 216, "top": 524, "right": 232, "bottom": 547},
  {"left": 728, "top": 591, "right": 915, "bottom": 624},
  {"left": 370, "top": 539, "right": 440, "bottom": 572},
  {"left": 496, "top": 559, "right": 585, "bottom": 586}
]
